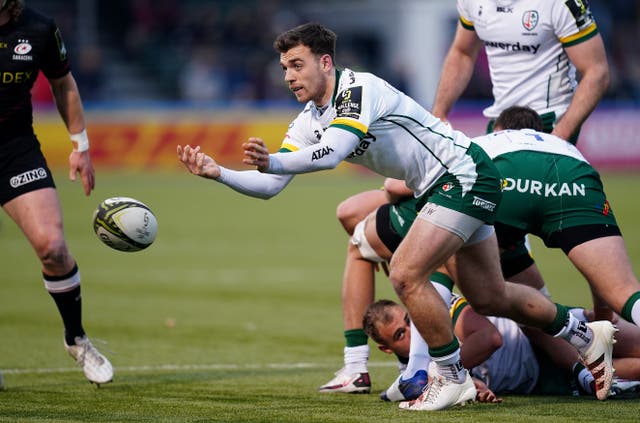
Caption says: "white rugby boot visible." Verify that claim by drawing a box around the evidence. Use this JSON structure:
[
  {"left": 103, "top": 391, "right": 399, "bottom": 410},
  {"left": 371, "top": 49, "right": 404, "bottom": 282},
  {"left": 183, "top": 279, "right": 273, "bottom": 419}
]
[
  {"left": 318, "top": 367, "right": 371, "bottom": 393},
  {"left": 399, "top": 366, "right": 475, "bottom": 411},
  {"left": 65, "top": 336, "right": 113, "bottom": 386},
  {"left": 579, "top": 321, "right": 617, "bottom": 400}
]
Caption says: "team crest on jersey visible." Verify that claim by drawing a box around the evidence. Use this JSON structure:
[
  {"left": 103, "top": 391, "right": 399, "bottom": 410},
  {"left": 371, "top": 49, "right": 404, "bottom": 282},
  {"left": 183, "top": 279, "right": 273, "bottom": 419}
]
[
  {"left": 602, "top": 199, "right": 611, "bottom": 216},
  {"left": 442, "top": 182, "right": 454, "bottom": 192},
  {"left": 12, "top": 39, "right": 33, "bottom": 61},
  {"left": 522, "top": 10, "right": 539, "bottom": 31},
  {"left": 336, "top": 86, "right": 362, "bottom": 119}
]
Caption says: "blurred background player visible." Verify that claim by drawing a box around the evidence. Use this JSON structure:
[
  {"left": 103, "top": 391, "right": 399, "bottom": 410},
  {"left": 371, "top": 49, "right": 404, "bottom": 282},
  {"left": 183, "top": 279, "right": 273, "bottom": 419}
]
[
  {"left": 0, "top": 0, "right": 112, "bottom": 385},
  {"left": 432, "top": 0, "right": 609, "bottom": 143}
]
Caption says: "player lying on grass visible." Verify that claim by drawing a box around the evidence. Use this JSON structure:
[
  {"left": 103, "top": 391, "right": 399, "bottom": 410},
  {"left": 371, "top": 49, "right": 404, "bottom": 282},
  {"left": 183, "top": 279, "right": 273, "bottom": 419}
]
[
  {"left": 178, "top": 23, "right": 616, "bottom": 409},
  {"left": 364, "top": 298, "right": 640, "bottom": 402},
  {"left": 320, "top": 106, "right": 640, "bottom": 400}
]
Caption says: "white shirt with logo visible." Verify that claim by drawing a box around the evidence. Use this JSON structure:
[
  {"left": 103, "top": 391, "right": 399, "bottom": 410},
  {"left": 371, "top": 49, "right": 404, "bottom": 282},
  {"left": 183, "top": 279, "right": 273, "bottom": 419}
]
[
  {"left": 280, "top": 68, "right": 477, "bottom": 197},
  {"left": 457, "top": 0, "right": 599, "bottom": 119}
]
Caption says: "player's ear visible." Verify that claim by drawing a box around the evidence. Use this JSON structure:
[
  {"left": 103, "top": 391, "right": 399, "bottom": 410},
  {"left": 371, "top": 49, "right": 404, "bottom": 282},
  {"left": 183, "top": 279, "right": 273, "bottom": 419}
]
[
  {"left": 320, "top": 54, "right": 333, "bottom": 71},
  {"left": 377, "top": 344, "right": 393, "bottom": 355}
]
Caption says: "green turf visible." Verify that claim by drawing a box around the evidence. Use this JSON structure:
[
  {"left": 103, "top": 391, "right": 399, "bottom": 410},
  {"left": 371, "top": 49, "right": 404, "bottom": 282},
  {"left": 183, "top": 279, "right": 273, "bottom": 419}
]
[{"left": 1, "top": 170, "right": 639, "bottom": 422}]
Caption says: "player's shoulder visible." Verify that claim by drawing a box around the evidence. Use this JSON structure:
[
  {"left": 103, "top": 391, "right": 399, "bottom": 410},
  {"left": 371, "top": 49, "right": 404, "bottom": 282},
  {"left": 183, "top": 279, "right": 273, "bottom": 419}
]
[
  {"left": 337, "top": 68, "right": 397, "bottom": 101},
  {"left": 337, "top": 68, "right": 381, "bottom": 90},
  {"left": 15, "top": 7, "right": 57, "bottom": 33}
]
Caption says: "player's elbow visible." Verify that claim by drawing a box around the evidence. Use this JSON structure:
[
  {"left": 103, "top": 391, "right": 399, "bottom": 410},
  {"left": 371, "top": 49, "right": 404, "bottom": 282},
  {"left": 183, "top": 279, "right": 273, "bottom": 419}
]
[
  {"left": 599, "top": 65, "right": 610, "bottom": 92},
  {"left": 485, "top": 327, "right": 503, "bottom": 352},
  {"left": 316, "top": 157, "right": 341, "bottom": 171},
  {"left": 585, "top": 61, "right": 610, "bottom": 95}
]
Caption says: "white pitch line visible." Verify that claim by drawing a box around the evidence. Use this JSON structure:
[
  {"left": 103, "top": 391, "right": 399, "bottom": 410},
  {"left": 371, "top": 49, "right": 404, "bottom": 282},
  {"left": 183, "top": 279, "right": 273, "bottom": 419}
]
[{"left": 2, "top": 361, "right": 396, "bottom": 375}]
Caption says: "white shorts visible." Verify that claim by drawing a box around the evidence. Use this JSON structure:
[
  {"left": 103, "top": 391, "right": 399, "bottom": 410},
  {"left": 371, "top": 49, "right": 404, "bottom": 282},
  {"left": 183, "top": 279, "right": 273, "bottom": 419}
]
[{"left": 417, "top": 202, "right": 494, "bottom": 245}]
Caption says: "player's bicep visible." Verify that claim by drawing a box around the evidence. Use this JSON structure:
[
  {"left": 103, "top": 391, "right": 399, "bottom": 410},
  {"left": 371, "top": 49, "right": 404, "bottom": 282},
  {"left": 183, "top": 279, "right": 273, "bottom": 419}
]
[
  {"left": 563, "top": 33, "right": 608, "bottom": 75},
  {"left": 451, "top": 21, "right": 483, "bottom": 58}
]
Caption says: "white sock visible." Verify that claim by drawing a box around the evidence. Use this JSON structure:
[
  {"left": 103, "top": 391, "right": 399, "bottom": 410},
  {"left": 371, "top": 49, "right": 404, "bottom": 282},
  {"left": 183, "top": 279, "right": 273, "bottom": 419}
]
[
  {"left": 402, "top": 321, "right": 430, "bottom": 380},
  {"left": 554, "top": 312, "right": 593, "bottom": 352},
  {"left": 631, "top": 300, "right": 640, "bottom": 326},
  {"left": 431, "top": 348, "right": 466, "bottom": 383},
  {"left": 344, "top": 345, "right": 369, "bottom": 374}
]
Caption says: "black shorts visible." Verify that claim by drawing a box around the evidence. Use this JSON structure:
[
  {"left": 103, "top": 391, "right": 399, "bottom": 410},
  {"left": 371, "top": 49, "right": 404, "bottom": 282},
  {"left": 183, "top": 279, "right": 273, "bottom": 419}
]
[
  {"left": 0, "top": 135, "right": 56, "bottom": 206},
  {"left": 376, "top": 203, "right": 404, "bottom": 253},
  {"left": 495, "top": 221, "right": 621, "bottom": 256}
]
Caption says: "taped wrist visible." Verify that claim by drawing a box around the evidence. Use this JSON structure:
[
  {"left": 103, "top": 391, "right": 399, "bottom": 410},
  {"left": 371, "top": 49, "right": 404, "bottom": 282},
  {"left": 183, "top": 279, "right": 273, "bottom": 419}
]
[{"left": 70, "top": 129, "right": 89, "bottom": 152}]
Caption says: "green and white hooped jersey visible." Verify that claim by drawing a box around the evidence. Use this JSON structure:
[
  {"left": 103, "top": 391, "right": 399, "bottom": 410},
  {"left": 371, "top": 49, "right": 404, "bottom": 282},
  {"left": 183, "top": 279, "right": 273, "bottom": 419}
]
[
  {"left": 457, "top": 0, "right": 599, "bottom": 119},
  {"left": 280, "top": 68, "right": 476, "bottom": 197}
]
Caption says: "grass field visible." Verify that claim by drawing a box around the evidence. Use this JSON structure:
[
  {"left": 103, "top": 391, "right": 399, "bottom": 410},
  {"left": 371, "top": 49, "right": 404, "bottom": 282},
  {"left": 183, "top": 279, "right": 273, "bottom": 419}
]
[{"left": 1, "top": 169, "right": 639, "bottom": 422}]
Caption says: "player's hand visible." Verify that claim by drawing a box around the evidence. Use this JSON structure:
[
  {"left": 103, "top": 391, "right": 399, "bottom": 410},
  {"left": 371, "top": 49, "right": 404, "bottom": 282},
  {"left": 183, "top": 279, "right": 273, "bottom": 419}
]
[
  {"left": 69, "top": 150, "right": 95, "bottom": 196},
  {"left": 177, "top": 144, "right": 221, "bottom": 179},
  {"left": 242, "top": 137, "right": 270, "bottom": 172},
  {"left": 473, "top": 378, "right": 502, "bottom": 403}
]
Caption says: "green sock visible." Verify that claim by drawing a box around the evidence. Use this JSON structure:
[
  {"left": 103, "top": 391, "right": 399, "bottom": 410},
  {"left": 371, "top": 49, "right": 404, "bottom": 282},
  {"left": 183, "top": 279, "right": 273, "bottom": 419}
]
[{"left": 344, "top": 329, "right": 368, "bottom": 347}]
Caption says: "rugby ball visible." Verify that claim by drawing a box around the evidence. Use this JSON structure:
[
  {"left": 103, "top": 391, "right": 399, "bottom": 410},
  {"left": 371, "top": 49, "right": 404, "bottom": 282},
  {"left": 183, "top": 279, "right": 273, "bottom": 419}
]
[{"left": 92, "top": 197, "right": 158, "bottom": 252}]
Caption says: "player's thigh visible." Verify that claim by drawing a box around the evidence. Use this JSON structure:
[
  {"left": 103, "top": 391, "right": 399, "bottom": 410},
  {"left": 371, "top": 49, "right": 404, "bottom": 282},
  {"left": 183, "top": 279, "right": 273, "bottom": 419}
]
[
  {"left": 568, "top": 236, "right": 640, "bottom": 311},
  {"left": 454, "top": 233, "right": 507, "bottom": 307},
  {"left": 3, "top": 188, "right": 66, "bottom": 247},
  {"left": 390, "top": 216, "right": 462, "bottom": 283}
]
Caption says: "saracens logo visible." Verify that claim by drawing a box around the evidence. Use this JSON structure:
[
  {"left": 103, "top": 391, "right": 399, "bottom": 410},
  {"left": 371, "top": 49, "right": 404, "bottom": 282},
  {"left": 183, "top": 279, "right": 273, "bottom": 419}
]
[
  {"left": 13, "top": 39, "right": 33, "bottom": 61},
  {"left": 522, "top": 10, "right": 539, "bottom": 31},
  {"left": 10, "top": 167, "right": 48, "bottom": 188}
]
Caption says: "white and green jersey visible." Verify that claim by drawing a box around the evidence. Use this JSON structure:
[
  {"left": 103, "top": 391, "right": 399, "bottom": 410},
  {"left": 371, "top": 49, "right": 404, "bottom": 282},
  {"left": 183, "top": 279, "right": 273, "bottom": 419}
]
[
  {"left": 471, "top": 128, "right": 589, "bottom": 162},
  {"left": 474, "top": 316, "right": 539, "bottom": 394},
  {"left": 277, "top": 68, "right": 476, "bottom": 197},
  {"left": 450, "top": 295, "right": 538, "bottom": 394},
  {"left": 457, "top": 0, "right": 599, "bottom": 120},
  {"left": 471, "top": 129, "right": 616, "bottom": 240}
]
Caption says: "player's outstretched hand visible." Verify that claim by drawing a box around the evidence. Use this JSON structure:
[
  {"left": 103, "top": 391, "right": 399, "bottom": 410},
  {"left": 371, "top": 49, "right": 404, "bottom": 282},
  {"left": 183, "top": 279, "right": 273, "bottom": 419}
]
[
  {"left": 242, "top": 137, "right": 270, "bottom": 172},
  {"left": 69, "top": 150, "right": 95, "bottom": 196},
  {"left": 177, "top": 144, "right": 221, "bottom": 179},
  {"left": 473, "top": 379, "right": 502, "bottom": 403}
]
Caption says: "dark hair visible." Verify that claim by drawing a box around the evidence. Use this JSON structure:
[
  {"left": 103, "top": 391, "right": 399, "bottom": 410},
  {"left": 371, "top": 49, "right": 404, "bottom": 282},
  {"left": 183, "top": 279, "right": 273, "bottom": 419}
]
[
  {"left": 3, "top": 0, "right": 23, "bottom": 18},
  {"left": 273, "top": 22, "right": 336, "bottom": 60},
  {"left": 362, "top": 299, "right": 401, "bottom": 344},
  {"left": 494, "top": 106, "right": 545, "bottom": 131}
]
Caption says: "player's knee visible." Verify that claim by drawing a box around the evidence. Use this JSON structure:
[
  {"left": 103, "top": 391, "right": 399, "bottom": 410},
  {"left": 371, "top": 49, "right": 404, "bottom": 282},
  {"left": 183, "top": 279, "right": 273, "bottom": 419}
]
[
  {"left": 465, "top": 295, "right": 503, "bottom": 316},
  {"left": 336, "top": 198, "right": 361, "bottom": 235},
  {"left": 388, "top": 266, "right": 419, "bottom": 301},
  {"left": 35, "top": 234, "right": 69, "bottom": 267}
]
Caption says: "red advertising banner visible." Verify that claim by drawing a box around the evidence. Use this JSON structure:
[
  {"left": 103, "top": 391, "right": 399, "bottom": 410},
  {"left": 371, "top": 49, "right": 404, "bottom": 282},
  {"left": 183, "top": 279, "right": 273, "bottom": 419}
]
[
  {"left": 37, "top": 113, "right": 290, "bottom": 170},
  {"left": 36, "top": 107, "right": 640, "bottom": 171}
]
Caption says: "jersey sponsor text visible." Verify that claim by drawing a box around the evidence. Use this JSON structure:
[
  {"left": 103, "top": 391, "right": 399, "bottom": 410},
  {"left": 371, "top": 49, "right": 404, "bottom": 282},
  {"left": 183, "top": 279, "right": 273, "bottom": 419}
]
[
  {"left": 472, "top": 196, "right": 496, "bottom": 212},
  {"left": 311, "top": 146, "right": 334, "bottom": 161},
  {"left": 10, "top": 167, "right": 48, "bottom": 188},
  {"left": 484, "top": 40, "right": 540, "bottom": 54},
  {"left": 503, "top": 177, "right": 586, "bottom": 197}
]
